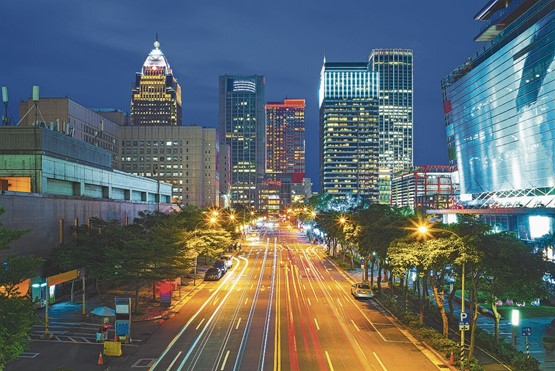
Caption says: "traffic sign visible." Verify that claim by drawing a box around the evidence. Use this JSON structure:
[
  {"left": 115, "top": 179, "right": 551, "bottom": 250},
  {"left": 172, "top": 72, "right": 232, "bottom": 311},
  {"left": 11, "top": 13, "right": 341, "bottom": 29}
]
[
  {"left": 460, "top": 312, "right": 469, "bottom": 324},
  {"left": 459, "top": 321, "right": 470, "bottom": 331},
  {"left": 522, "top": 327, "right": 532, "bottom": 336}
]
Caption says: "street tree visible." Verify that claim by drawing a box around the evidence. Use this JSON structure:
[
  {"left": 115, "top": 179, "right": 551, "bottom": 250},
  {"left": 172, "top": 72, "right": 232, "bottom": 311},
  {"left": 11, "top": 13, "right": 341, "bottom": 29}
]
[{"left": 0, "top": 206, "right": 36, "bottom": 368}]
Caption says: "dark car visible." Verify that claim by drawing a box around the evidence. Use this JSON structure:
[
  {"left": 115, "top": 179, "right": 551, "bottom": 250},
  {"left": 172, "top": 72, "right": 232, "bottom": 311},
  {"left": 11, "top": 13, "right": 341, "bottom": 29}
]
[
  {"left": 204, "top": 267, "right": 223, "bottom": 281},
  {"left": 214, "top": 260, "right": 227, "bottom": 274}
]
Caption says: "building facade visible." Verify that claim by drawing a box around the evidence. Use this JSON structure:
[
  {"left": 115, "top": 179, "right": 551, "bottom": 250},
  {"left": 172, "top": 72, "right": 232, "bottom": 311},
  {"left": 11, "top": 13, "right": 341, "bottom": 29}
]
[
  {"left": 265, "top": 99, "right": 306, "bottom": 176},
  {"left": 218, "top": 75, "right": 266, "bottom": 209},
  {"left": 118, "top": 126, "right": 220, "bottom": 207},
  {"left": 369, "top": 49, "right": 414, "bottom": 204},
  {"left": 18, "top": 98, "right": 120, "bottom": 168},
  {"left": 0, "top": 126, "right": 173, "bottom": 258},
  {"left": 442, "top": 0, "right": 555, "bottom": 209},
  {"left": 130, "top": 39, "right": 182, "bottom": 126},
  {"left": 391, "top": 165, "right": 458, "bottom": 210},
  {"left": 318, "top": 61, "right": 380, "bottom": 203}
]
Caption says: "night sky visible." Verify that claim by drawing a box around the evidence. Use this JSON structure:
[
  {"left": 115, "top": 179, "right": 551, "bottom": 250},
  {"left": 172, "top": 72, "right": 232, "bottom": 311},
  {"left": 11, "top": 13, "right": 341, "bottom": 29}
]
[{"left": 1, "top": 1, "right": 483, "bottom": 189}]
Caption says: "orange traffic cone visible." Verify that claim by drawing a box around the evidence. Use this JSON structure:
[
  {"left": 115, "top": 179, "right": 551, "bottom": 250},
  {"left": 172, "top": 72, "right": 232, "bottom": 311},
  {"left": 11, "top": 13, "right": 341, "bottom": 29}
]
[
  {"left": 98, "top": 352, "right": 104, "bottom": 365},
  {"left": 449, "top": 352, "right": 455, "bottom": 365},
  {"left": 114, "top": 333, "right": 119, "bottom": 342}
]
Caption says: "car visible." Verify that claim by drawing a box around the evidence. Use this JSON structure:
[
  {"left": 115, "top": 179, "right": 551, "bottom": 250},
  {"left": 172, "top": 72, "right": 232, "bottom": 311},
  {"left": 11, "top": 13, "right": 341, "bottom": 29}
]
[
  {"left": 220, "top": 254, "right": 233, "bottom": 269},
  {"left": 351, "top": 282, "right": 373, "bottom": 299},
  {"left": 204, "top": 267, "right": 223, "bottom": 281},
  {"left": 246, "top": 232, "right": 260, "bottom": 241},
  {"left": 213, "top": 260, "right": 227, "bottom": 274}
]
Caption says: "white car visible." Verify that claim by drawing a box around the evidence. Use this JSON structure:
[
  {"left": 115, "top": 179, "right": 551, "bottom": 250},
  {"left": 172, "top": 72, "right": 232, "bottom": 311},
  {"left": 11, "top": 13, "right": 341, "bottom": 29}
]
[{"left": 351, "top": 282, "right": 373, "bottom": 299}]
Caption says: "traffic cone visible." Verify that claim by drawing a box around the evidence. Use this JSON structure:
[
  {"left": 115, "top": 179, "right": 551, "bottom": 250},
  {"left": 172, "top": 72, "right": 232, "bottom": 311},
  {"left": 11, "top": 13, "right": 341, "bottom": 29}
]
[
  {"left": 98, "top": 352, "right": 103, "bottom": 365},
  {"left": 449, "top": 352, "right": 455, "bottom": 365},
  {"left": 114, "top": 333, "right": 119, "bottom": 342}
]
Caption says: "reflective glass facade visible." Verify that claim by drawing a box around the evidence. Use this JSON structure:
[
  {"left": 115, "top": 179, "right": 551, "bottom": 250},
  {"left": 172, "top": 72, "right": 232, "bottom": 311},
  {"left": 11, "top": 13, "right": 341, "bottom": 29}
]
[
  {"left": 443, "top": 1, "right": 555, "bottom": 204},
  {"left": 219, "top": 75, "right": 266, "bottom": 208}
]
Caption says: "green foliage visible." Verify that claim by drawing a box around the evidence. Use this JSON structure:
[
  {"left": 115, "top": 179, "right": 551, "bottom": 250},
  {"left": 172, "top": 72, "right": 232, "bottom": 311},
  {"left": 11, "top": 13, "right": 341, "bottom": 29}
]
[
  {"left": 0, "top": 206, "right": 29, "bottom": 250},
  {"left": 0, "top": 255, "right": 43, "bottom": 298},
  {"left": 0, "top": 295, "right": 35, "bottom": 369}
]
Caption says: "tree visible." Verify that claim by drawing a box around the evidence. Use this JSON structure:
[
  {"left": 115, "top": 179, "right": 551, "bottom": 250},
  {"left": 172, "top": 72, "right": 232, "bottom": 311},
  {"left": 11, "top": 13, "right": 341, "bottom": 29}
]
[
  {"left": 481, "top": 232, "right": 550, "bottom": 345},
  {"left": 0, "top": 206, "right": 35, "bottom": 368}
]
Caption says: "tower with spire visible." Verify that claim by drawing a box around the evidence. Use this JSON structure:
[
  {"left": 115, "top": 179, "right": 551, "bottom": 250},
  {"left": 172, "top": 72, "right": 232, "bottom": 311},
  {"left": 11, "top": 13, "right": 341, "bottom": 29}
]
[{"left": 130, "top": 37, "right": 182, "bottom": 126}]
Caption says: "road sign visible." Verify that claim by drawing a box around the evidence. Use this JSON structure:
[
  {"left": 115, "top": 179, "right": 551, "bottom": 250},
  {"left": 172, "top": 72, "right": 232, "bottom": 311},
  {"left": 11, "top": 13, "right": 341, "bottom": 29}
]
[
  {"left": 460, "top": 312, "right": 469, "bottom": 324},
  {"left": 459, "top": 321, "right": 470, "bottom": 331},
  {"left": 522, "top": 327, "right": 532, "bottom": 336}
]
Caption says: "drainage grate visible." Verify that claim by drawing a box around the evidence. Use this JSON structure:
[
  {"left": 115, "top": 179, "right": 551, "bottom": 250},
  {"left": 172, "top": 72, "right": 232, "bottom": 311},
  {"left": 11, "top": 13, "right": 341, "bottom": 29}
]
[{"left": 132, "top": 358, "right": 157, "bottom": 368}]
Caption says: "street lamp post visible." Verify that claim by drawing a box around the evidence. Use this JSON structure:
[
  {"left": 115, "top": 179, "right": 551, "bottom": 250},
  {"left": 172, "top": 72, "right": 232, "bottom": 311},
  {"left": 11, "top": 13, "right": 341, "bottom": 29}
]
[{"left": 417, "top": 224, "right": 466, "bottom": 364}]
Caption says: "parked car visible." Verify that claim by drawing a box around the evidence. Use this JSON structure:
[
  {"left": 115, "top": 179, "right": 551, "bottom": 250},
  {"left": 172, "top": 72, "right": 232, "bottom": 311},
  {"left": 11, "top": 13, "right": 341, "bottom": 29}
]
[
  {"left": 220, "top": 254, "right": 233, "bottom": 269},
  {"left": 204, "top": 267, "right": 223, "bottom": 281},
  {"left": 351, "top": 282, "right": 373, "bottom": 299},
  {"left": 246, "top": 232, "right": 260, "bottom": 241},
  {"left": 214, "top": 260, "right": 227, "bottom": 274}
]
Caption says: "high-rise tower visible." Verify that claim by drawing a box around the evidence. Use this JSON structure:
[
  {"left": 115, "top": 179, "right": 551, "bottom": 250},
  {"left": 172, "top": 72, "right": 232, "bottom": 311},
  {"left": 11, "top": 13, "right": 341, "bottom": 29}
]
[
  {"left": 368, "top": 49, "right": 414, "bottom": 204},
  {"left": 218, "top": 75, "right": 266, "bottom": 208},
  {"left": 265, "top": 99, "right": 306, "bottom": 176},
  {"left": 130, "top": 38, "right": 182, "bottom": 126},
  {"left": 318, "top": 61, "right": 380, "bottom": 202}
]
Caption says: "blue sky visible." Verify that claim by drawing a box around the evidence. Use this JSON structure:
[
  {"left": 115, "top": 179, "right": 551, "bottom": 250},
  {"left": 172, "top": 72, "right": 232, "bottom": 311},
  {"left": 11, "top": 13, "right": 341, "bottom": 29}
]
[{"left": 1, "top": 1, "right": 483, "bottom": 187}]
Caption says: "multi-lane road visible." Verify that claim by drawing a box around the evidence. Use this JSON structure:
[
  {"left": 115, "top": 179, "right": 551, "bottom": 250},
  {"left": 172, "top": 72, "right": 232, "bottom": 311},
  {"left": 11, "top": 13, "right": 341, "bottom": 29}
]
[{"left": 8, "top": 224, "right": 447, "bottom": 370}]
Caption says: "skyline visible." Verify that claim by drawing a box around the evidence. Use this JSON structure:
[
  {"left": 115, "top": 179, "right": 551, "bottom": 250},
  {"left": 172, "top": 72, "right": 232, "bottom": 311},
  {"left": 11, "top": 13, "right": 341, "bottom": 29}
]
[{"left": 1, "top": 1, "right": 482, "bottom": 187}]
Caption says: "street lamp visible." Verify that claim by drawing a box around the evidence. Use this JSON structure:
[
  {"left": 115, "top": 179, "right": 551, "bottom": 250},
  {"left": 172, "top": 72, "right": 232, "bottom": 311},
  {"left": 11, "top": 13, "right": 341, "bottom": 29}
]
[{"left": 417, "top": 224, "right": 467, "bottom": 364}]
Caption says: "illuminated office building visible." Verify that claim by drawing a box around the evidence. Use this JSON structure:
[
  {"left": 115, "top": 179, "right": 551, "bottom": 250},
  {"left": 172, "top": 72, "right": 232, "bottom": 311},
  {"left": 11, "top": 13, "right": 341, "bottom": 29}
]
[
  {"left": 369, "top": 49, "right": 414, "bottom": 204},
  {"left": 219, "top": 75, "right": 266, "bottom": 208},
  {"left": 442, "top": 0, "right": 555, "bottom": 209},
  {"left": 318, "top": 61, "right": 380, "bottom": 202},
  {"left": 130, "top": 38, "right": 182, "bottom": 126},
  {"left": 265, "top": 99, "right": 305, "bottom": 176}
]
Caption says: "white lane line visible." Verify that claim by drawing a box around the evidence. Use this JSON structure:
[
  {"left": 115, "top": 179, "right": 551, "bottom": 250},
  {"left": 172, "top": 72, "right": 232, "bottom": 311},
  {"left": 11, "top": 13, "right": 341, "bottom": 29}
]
[
  {"left": 373, "top": 352, "right": 387, "bottom": 370},
  {"left": 220, "top": 350, "right": 230, "bottom": 370},
  {"left": 307, "top": 297, "right": 312, "bottom": 306},
  {"left": 336, "top": 298, "right": 343, "bottom": 307},
  {"left": 195, "top": 318, "right": 205, "bottom": 330},
  {"left": 167, "top": 351, "right": 182, "bottom": 370},
  {"left": 250, "top": 283, "right": 254, "bottom": 289},
  {"left": 325, "top": 350, "right": 335, "bottom": 371},
  {"left": 351, "top": 319, "right": 360, "bottom": 332},
  {"left": 314, "top": 318, "right": 320, "bottom": 331},
  {"left": 236, "top": 318, "right": 242, "bottom": 330},
  {"left": 245, "top": 297, "right": 249, "bottom": 305}
]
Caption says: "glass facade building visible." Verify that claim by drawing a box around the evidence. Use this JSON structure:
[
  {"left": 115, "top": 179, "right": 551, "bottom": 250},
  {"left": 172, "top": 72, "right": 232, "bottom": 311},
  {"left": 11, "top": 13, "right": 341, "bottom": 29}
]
[
  {"left": 442, "top": 0, "right": 555, "bottom": 208},
  {"left": 219, "top": 75, "right": 266, "bottom": 208},
  {"left": 369, "top": 49, "right": 414, "bottom": 204},
  {"left": 130, "top": 39, "right": 182, "bottom": 126},
  {"left": 319, "top": 62, "right": 380, "bottom": 202}
]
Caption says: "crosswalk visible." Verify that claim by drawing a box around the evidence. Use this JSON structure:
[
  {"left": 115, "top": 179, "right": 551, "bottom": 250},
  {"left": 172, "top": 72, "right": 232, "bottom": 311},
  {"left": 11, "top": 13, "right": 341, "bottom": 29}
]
[{"left": 30, "top": 322, "right": 107, "bottom": 344}]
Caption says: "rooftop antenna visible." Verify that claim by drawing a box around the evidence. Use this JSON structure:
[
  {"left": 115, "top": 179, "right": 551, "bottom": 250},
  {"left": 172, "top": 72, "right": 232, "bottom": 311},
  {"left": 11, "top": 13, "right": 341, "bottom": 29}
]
[
  {"left": 1, "top": 86, "right": 11, "bottom": 125},
  {"left": 16, "top": 85, "right": 46, "bottom": 126}
]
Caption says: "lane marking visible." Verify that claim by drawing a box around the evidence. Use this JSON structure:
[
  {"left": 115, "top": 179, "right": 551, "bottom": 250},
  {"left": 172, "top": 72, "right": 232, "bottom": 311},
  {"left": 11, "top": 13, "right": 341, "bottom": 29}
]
[
  {"left": 245, "top": 297, "right": 249, "bottom": 305},
  {"left": 325, "top": 351, "right": 335, "bottom": 371},
  {"left": 236, "top": 318, "right": 241, "bottom": 330},
  {"left": 167, "top": 351, "right": 182, "bottom": 370},
  {"left": 336, "top": 298, "right": 343, "bottom": 307},
  {"left": 195, "top": 318, "right": 205, "bottom": 330},
  {"left": 373, "top": 352, "right": 387, "bottom": 370},
  {"left": 307, "top": 297, "right": 312, "bottom": 306},
  {"left": 220, "top": 350, "right": 230, "bottom": 370},
  {"left": 314, "top": 318, "right": 320, "bottom": 331},
  {"left": 351, "top": 319, "right": 360, "bottom": 332}
]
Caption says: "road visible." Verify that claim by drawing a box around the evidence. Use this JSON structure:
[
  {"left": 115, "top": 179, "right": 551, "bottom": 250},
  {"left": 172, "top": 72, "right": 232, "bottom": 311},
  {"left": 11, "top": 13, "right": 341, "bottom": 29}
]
[{"left": 8, "top": 224, "right": 446, "bottom": 370}]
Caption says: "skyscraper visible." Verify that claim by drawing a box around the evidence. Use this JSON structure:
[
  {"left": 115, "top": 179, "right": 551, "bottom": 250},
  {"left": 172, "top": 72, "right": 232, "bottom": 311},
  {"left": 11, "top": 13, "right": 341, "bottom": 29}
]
[
  {"left": 219, "top": 75, "right": 266, "bottom": 208},
  {"left": 130, "top": 38, "right": 182, "bottom": 126},
  {"left": 265, "top": 99, "right": 305, "bottom": 176},
  {"left": 369, "top": 49, "right": 414, "bottom": 204},
  {"left": 318, "top": 61, "right": 380, "bottom": 202}
]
